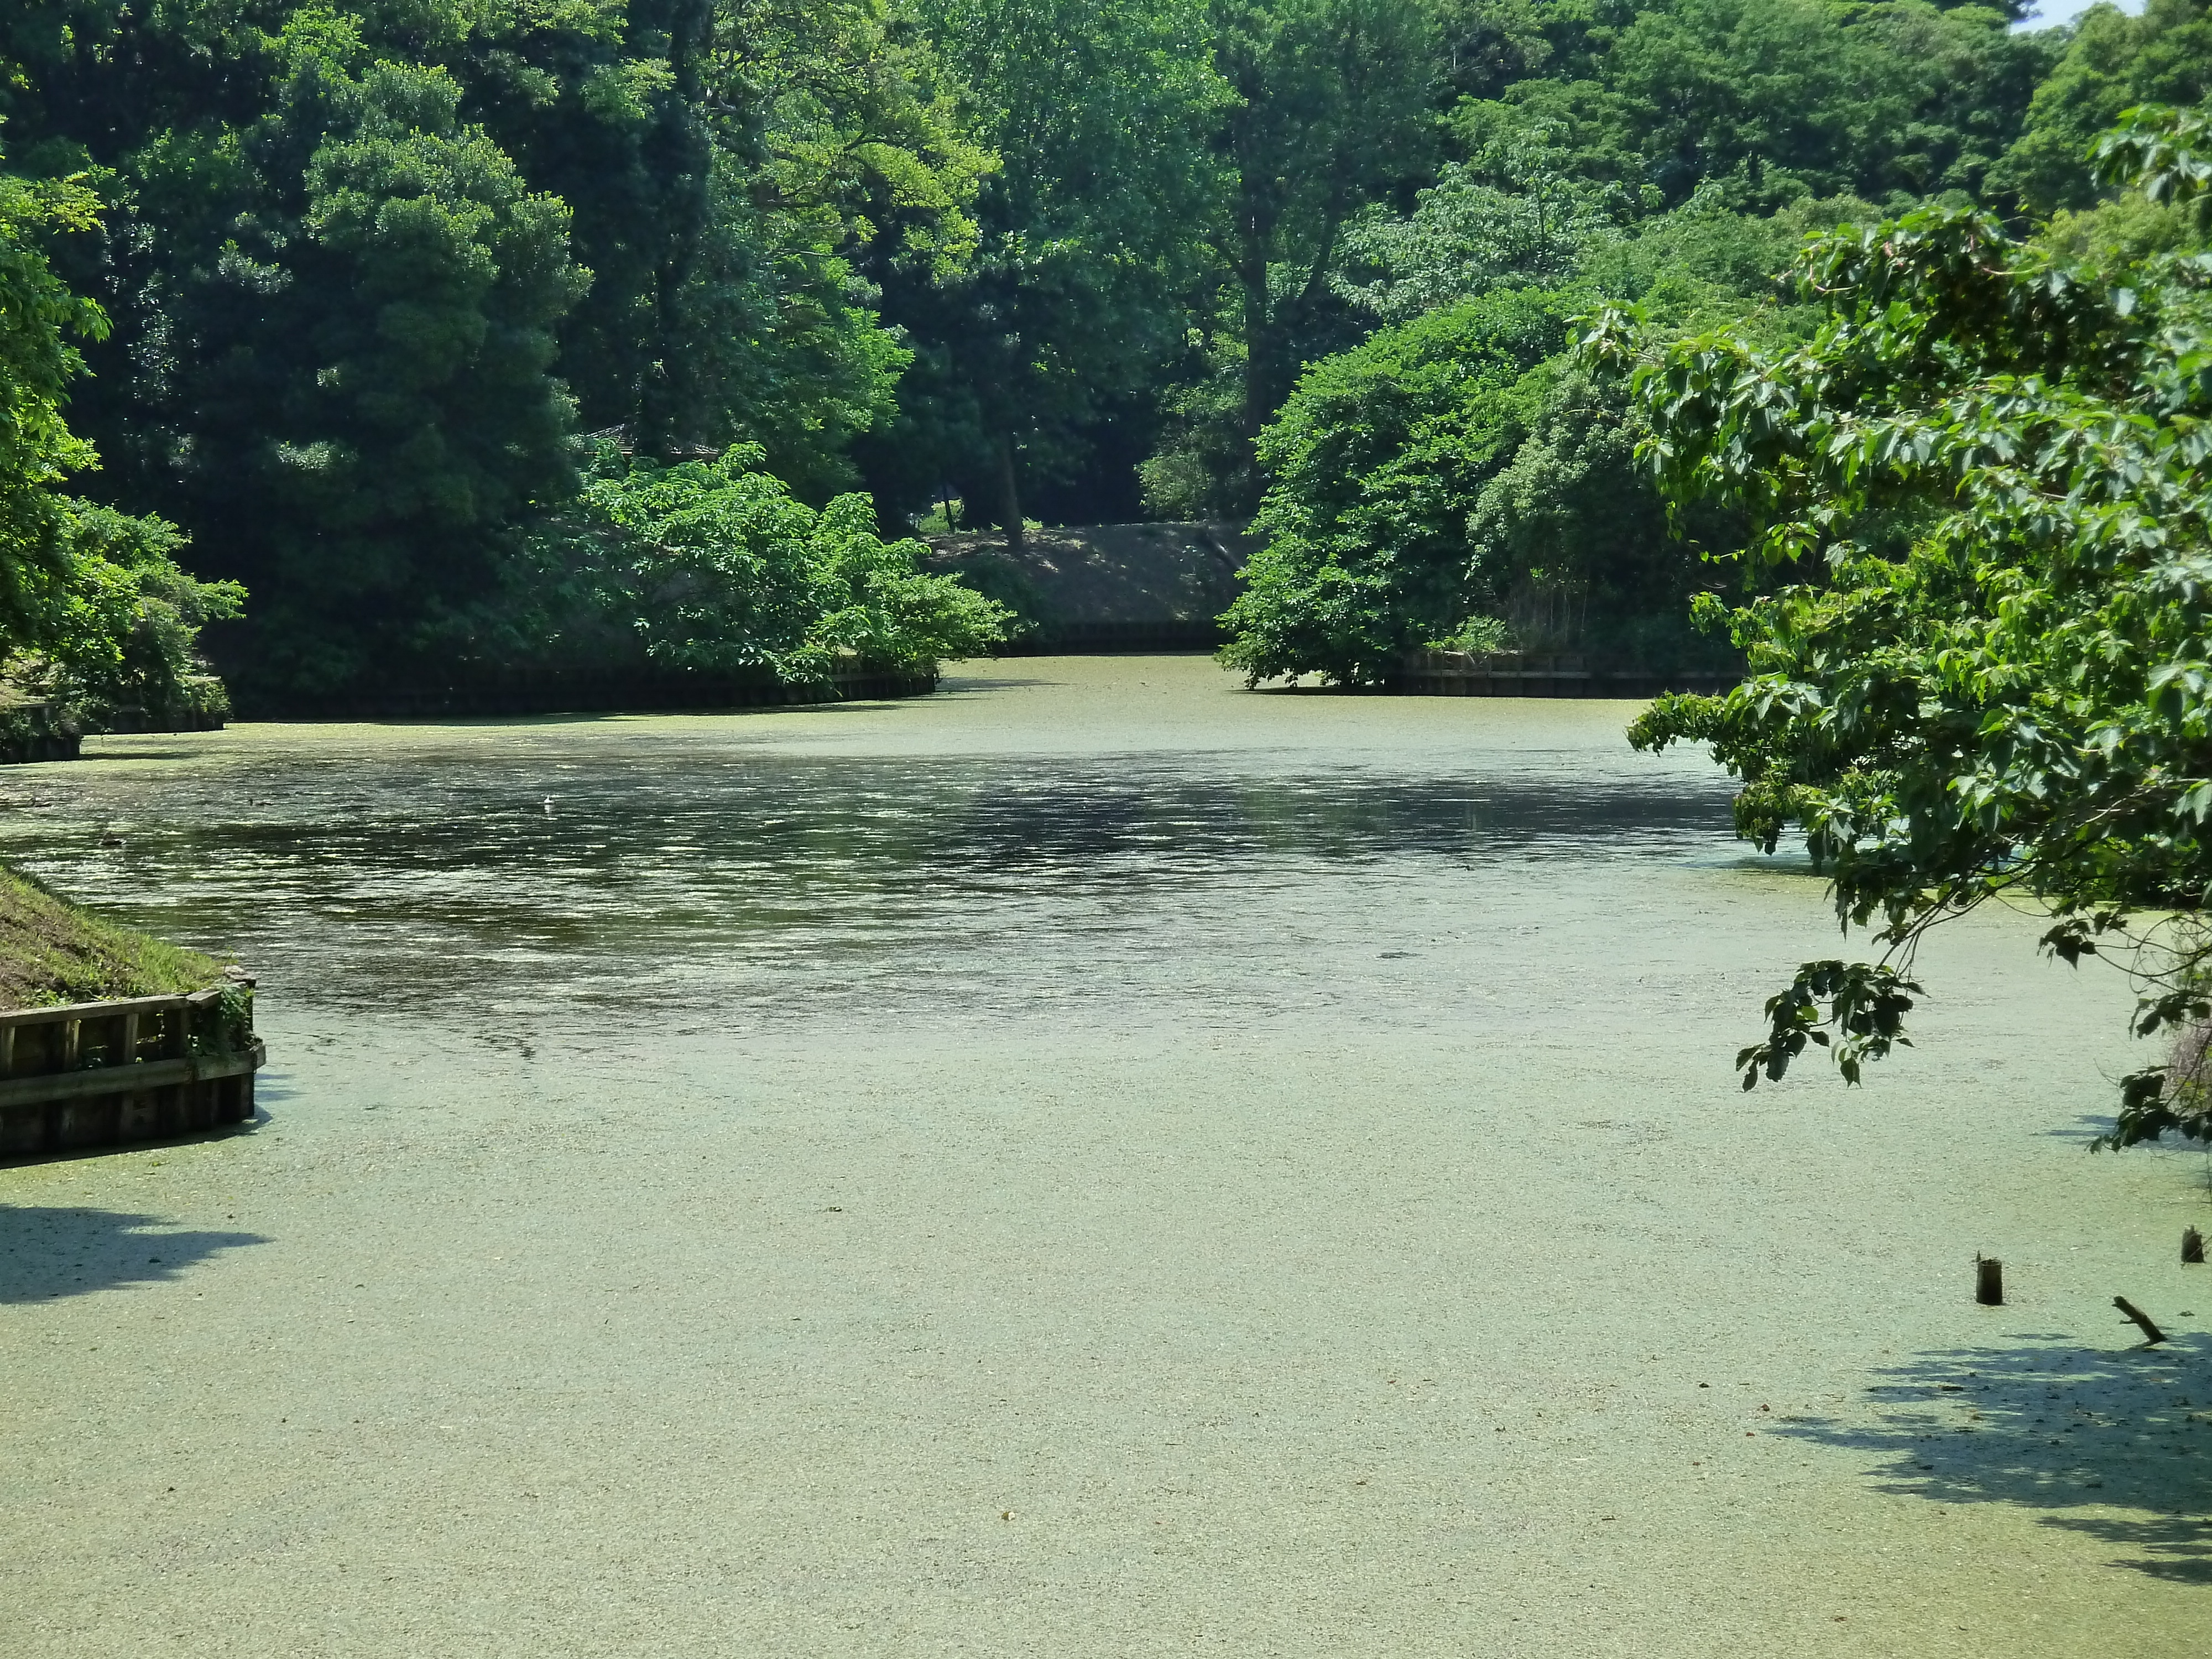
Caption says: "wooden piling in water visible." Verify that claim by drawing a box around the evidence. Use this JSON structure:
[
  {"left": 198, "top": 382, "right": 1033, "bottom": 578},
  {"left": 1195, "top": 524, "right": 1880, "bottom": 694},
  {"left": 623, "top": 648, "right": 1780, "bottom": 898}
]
[
  {"left": 2114, "top": 1296, "right": 2168, "bottom": 1345},
  {"left": 1975, "top": 1256, "right": 2004, "bottom": 1305}
]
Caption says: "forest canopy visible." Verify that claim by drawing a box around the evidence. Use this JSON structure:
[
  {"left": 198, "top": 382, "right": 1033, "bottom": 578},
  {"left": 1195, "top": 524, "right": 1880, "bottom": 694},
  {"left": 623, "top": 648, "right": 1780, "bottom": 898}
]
[{"left": 1, "top": 0, "right": 2208, "bottom": 706}]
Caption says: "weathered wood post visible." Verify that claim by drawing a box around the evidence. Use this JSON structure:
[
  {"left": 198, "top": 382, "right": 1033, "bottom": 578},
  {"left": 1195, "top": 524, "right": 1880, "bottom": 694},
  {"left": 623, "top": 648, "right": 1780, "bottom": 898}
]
[
  {"left": 2114, "top": 1296, "right": 2168, "bottom": 1345},
  {"left": 1975, "top": 1256, "right": 2004, "bottom": 1306}
]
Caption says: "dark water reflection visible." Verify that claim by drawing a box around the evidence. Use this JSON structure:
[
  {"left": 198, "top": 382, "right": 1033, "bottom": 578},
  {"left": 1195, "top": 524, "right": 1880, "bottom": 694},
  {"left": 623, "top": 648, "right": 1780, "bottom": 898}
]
[{"left": 0, "top": 733, "right": 1732, "bottom": 1021}]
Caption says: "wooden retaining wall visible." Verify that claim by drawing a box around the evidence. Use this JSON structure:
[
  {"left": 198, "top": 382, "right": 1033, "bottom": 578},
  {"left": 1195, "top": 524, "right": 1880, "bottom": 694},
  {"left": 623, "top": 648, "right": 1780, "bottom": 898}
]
[
  {"left": 1395, "top": 650, "right": 1740, "bottom": 698},
  {"left": 0, "top": 700, "right": 82, "bottom": 765},
  {"left": 0, "top": 988, "right": 264, "bottom": 1159},
  {"left": 239, "top": 663, "right": 938, "bottom": 721}
]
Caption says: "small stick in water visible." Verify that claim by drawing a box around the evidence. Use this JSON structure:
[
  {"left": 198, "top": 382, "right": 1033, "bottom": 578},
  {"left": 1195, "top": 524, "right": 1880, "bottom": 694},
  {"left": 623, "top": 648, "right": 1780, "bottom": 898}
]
[
  {"left": 2185, "top": 1226, "right": 2206, "bottom": 1265},
  {"left": 2114, "top": 1296, "right": 2168, "bottom": 1345},
  {"left": 1975, "top": 1256, "right": 2004, "bottom": 1306}
]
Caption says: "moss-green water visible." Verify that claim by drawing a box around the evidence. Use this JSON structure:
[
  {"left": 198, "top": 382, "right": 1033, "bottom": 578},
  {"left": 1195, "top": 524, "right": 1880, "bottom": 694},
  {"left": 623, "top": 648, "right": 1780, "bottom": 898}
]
[{"left": 0, "top": 658, "right": 2204, "bottom": 1655}]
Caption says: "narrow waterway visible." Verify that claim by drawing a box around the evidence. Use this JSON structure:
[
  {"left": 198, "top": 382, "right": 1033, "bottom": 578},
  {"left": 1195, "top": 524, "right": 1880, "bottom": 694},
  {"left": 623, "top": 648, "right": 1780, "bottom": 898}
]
[{"left": 1, "top": 658, "right": 2204, "bottom": 1656}]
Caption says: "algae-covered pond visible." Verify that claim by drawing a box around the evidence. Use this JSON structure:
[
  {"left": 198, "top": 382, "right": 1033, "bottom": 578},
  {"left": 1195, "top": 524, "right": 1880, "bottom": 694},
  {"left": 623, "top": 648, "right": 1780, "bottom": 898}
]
[{"left": 0, "top": 657, "right": 2204, "bottom": 1656}]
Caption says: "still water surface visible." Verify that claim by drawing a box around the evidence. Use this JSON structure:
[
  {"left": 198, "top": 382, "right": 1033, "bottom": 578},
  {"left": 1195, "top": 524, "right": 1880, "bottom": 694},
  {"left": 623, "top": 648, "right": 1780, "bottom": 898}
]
[
  {"left": 0, "top": 678, "right": 1730, "bottom": 1022},
  {"left": 0, "top": 658, "right": 2201, "bottom": 1659}
]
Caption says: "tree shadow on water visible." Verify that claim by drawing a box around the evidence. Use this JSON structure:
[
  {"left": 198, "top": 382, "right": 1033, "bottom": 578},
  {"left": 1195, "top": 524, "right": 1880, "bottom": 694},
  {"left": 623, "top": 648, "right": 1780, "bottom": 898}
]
[
  {"left": 0, "top": 1206, "right": 268, "bottom": 1303},
  {"left": 1773, "top": 1333, "right": 2212, "bottom": 1582},
  {"left": 2038, "top": 1113, "right": 2119, "bottom": 1144}
]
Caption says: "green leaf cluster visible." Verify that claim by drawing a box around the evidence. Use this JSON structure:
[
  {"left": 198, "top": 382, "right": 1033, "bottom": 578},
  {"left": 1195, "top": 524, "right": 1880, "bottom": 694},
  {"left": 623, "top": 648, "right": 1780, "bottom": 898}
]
[
  {"left": 519, "top": 442, "right": 1013, "bottom": 680},
  {"left": 28, "top": 502, "right": 244, "bottom": 729},
  {"left": 0, "top": 163, "right": 103, "bottom": 644},
  {"left": 1219, "top": 288, "right": 1572, "bottom": 684},
  {"left": 1598, "top": 102, "right": 2212, "bottom": 1146},
  {"left": 1214, "top": 184, "right": 1842, "bottom": 684},
  {"left": 0, "top": 148, "right": 236, "bottom": 726},
  {"left": 1443, "top": 0, "right": 2059, "bottom": 211}
]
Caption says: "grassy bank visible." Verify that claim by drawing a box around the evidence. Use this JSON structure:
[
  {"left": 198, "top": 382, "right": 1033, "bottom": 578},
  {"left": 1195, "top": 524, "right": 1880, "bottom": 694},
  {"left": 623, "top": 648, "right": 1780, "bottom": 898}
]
[{"left": 0, "top": 865, "right": 227, "bottom": 1008}]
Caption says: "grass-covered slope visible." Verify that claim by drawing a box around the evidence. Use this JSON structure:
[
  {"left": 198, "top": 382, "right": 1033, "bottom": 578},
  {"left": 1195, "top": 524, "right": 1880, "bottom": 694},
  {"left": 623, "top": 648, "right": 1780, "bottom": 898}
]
[{"left": 0, "top": 867, "right": 227, "bottom": 1009}]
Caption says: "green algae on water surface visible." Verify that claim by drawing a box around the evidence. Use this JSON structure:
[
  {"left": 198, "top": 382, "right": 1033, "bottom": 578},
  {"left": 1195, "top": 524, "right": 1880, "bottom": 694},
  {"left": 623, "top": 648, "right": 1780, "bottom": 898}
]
[{"left": 0, "top": 658, "right": 2202, "bottom": 1658}]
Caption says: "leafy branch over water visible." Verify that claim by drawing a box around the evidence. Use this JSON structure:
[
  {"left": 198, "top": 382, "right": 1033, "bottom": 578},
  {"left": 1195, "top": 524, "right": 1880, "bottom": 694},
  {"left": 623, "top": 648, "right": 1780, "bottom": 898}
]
[{"left": 1591, "top": 106, "right": 2212, "bottom": 1147}]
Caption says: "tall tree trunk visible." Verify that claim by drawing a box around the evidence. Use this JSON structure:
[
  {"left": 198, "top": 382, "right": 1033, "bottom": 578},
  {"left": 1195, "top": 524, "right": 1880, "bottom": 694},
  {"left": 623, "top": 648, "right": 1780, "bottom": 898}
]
[
  {"left": 632, "top": 0, "right": 713, "bottom": 458},
  {"left": 1239, "top": 207, "right": 1272, "bottom": 447},
  {"left": 997, "top": 432, "right": 1024, "bottom": 556}
]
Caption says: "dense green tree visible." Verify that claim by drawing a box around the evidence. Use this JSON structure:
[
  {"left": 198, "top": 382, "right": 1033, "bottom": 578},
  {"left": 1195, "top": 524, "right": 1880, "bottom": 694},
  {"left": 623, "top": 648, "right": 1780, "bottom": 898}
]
[
  {"left": 436, "top": 0, "right": 723, "bottom": 455},
  {"left": 1155, "top": 0, "right": 2056, "bottom": 527},
  {"left": 1594, "top": 105, "right": 2212, "bottom": 1145},
  {"left": 507, "top": 441, "right": 1010, "bottom": 677},
  {"left": 0, "top": 161, "right": 102, "bottom": 644},
  {"left": 1139, "top": 0, "right": 1436, "bottom": 519},
  {"left": 1219, "top": 288, "right": 1574, "bottom": 683},
  {"left": 1992, "top": 0, "right": 2212, "bottom": 214},
  {"left": 1609, "top": 0, "right": 2048, "bottom": 204},
  {"left": 1447, "top": 0, "right": 2056, "bottom": 210},
  {"left": 1332, "top": 126, "right": 1622, "bottom": 323},
  {"left": 1431, "top": 0, "right": 1604, "bottom": 104},
  {"left": 694, "top": 0, "right": 989, "bottom": 491},
  {"left": 168, "top": 22, "right": 587, "bottom": 695},
  {"left": 2, "top": 7, "right": 594, "bottom": 695},
  {"left": 32, "top": 502, "right": 243, "bottom": 728},
  {"left": 865, "top": 0, "right": 1222, "bottom": 547},
  {"left": 1217, "top": 181, "right": 1870, "bottom": 683},
  {"left": 1211, "top": 0, "right": 1436, "bottom": 434},
  {"left": 1461, "top": 363, "right": 1738, "bottom": 669},
  {"left": 0, "top": 149, "right": 241, "bottom": 724},
  {"left": 463, "top": 0, "right": 984, "bottom": 476}
]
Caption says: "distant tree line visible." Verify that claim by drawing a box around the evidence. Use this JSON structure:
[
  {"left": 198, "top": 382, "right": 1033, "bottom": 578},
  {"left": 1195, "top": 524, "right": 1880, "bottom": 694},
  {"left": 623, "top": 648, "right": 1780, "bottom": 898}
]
[
  {"left": 1, "top": 0, "right": 2207, "bottom": 703},
  {"left": 1213, "top": 0, "right": 2210, "bottom": 684}
]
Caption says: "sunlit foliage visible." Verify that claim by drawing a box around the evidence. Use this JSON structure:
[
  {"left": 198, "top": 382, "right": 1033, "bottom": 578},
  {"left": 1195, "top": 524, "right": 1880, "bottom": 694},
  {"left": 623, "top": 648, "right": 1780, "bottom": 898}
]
[{"left": 1591, "top": 105, "right": 2212, "bottom": 1145}]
